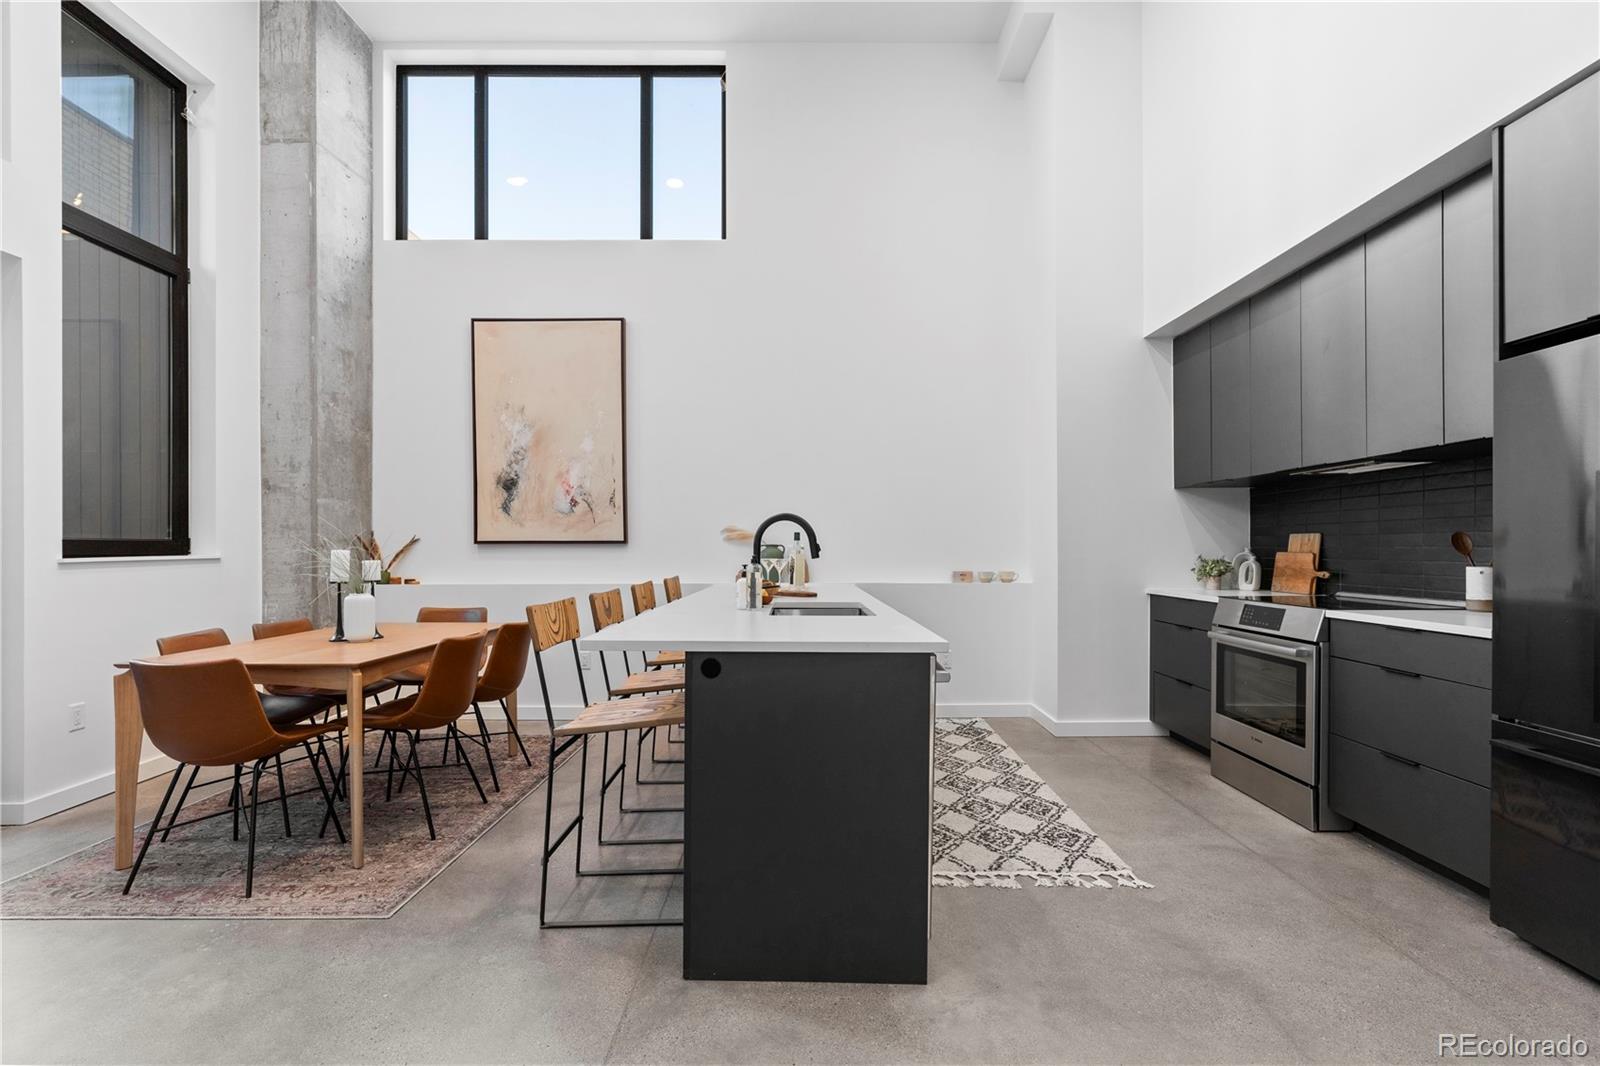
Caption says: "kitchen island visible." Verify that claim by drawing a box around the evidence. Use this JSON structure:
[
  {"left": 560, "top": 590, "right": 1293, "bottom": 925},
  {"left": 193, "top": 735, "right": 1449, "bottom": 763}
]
[{"left": 582, "top": 583, "right": 949, "bottom": 984}]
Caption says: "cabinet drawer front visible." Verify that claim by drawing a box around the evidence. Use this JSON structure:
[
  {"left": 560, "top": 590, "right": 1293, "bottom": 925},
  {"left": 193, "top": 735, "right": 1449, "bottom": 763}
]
[
  {"left": 1149, "top": 595, "right": 1216, "bottom": 631},
  {"left": 1150, "top": 671, "right": 1209, "bottom": 749},
  {"left": 1150, "top": 620, "right": 1211, "bottom": 689},
  {"left": 1330, "top": 620, "right": 1491, "bottom": 688},
  {"left": 1328, "top": 734, "right": 1489, "bottom": 885},
  {"left": 1329, "top": 658, "right": 1490, "bottom": 786}
]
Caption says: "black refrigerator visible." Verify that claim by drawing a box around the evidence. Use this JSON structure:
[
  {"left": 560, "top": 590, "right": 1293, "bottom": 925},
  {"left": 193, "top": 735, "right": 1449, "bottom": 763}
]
[{"left": 1492, "top": 68, "right": 1600, "bottom": 981}]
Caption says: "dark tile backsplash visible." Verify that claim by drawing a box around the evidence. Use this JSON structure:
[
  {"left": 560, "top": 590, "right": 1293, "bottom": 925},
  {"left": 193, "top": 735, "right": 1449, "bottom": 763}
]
[{"left": 1250, "top": 454, "right": 1492, "bottom": 600}]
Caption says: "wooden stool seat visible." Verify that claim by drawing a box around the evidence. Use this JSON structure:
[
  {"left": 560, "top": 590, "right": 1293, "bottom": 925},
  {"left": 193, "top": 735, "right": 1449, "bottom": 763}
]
[
  {"left": 554, "top": 693, "right": 685, "bottom": 738},
  {"left": 647, "top": 650, "right": 686, "bottom": 668},
  {"left": 610, "top": 669, "right": 686, "bottom": 698}
]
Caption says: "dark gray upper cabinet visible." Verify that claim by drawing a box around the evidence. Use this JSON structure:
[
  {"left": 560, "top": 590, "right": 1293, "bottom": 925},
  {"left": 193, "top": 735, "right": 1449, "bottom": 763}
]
[
  {"left": 1444, "top": 170, "right": 1494, "bottom": 442},
  {"left": 1249, "top": 279, "right": 1302, "bottom": 474},
  {"left": 1299, "top": 243, "right": 1366, "bottom": 466},
  {"left": 1502, "top": 71, "right": 1600, "bottom": 345},
  {"left": 1366, "top": 197, "right": 1444, "bottom": 455},
  {"left": 1173, "top": 325, "right": 1211, "bottom": 487},
  {"left": 1208, "top": 303, "right": 1252, "bottom": 481}
]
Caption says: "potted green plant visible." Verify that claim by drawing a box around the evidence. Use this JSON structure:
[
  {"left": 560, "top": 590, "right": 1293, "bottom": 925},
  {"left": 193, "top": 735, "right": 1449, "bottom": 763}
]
[{"left": 1191, "top": 555, "right": 1234, "bottom": 591}]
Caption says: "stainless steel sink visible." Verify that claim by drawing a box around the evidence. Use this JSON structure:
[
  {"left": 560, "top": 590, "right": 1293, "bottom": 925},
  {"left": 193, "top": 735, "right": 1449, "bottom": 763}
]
[{"left": 768, "top": 602, "right": 874, "bottom": 617}]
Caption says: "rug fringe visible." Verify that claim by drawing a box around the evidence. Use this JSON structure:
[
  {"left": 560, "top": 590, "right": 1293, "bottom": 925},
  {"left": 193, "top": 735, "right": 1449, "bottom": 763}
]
[{"left": 932, "top": 870, "right": 1153, "bottom": 889}]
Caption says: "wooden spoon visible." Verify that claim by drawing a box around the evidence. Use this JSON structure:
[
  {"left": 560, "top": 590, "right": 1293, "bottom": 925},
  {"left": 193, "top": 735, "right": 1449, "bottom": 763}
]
[{"left": 1450, "top": 531, "right": 1477, "bottom": 567}]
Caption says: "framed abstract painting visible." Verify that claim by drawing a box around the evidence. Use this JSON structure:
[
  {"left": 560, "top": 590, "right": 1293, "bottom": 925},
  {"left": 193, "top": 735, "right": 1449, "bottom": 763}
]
[{"left": 470, "top": 318, "right": 627, "bottom": 543}]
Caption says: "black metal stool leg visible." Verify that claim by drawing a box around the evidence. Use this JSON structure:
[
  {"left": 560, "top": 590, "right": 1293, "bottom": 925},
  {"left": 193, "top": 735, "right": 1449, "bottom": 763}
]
[
  {"left": 471, "top": 704, "right": 500, "bottom": 792},
  {"left": 275, "top": 754, "right": 293, "bottom": 837},
  {"left": 304, "top": 740, "right": 345, "bottom": 844},
  {"left": 451, "top": 723, "right": 488, "bottom": 803},
  {"left": 123, "top": 763, "right": 185, "bottom": 895},
  {"left": 244, "top": 759, "right": 266, "bottom": 898},
  {"left": 160, "top": 764, "right": 201, "bottom": 842},
  {"left": 504, "top": 698, "right": 532, "bottom": 767},
  {"left": 408, "top": 731, "right": 436, "bottom": 839}
]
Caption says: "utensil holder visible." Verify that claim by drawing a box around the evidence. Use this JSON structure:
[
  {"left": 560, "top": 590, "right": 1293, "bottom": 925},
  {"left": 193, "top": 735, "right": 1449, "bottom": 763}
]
[{"left": 1465, "top": 566, "right": 1493, "bottom": 612}]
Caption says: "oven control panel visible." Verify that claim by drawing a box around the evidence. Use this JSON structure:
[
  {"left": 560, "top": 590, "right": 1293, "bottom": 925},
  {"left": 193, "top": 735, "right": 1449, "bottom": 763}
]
[{"left": 1238, "top": 604, "right": 1285, "bottom": 631}]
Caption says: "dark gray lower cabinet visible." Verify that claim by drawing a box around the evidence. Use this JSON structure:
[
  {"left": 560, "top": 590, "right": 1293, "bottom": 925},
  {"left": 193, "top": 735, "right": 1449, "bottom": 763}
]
[
  {"left": 1366, "top": 196, "right": 1444, "bottom": 456},
  {"left": 1328, "top": 735, "right": 1489, "bottom": 886},
  {"left": 1173, "top": 325, "right": 1211, "bottom": 487},
  {"left": 1327, "top": 621, "right": 1491, "bottom": 885},
  {"left": 1208, "top": 304, "right": 1252, "bottom": 482},
  {"left": 1300, "top": 242, "right": 1366, "bottom": 466},
  {"left": 1148, "top": 596, "right": 1214, "bottom": 749}
]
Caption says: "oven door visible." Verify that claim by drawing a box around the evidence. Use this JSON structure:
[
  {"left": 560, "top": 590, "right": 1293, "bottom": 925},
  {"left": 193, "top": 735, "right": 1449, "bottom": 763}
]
[{"left": 1209, "top": 628, "right": 1319, "bottom": 784}]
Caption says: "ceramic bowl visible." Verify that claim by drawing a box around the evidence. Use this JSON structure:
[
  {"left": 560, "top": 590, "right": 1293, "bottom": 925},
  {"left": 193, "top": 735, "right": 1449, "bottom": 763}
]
[
  {"left": 998, "top": 570, "right": 1018, "bottom": 583},
  {"left": 952, "top": 570, "right": 974, "bottom": 583},
  {"left": 977, "top": 571, "right": 997, "bottom": 583}
]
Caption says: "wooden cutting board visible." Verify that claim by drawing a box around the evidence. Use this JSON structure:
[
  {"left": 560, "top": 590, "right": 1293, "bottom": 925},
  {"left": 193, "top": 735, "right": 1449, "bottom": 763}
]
[
  {"left": 1271, "top": 551, "right": 1331, "bottom": 595},
  {"left": 1287, "top": 532, "right": 1322, "bottom": 562},
  {"left": 771, "top": 587, "right": 819, "bottom": 598}
]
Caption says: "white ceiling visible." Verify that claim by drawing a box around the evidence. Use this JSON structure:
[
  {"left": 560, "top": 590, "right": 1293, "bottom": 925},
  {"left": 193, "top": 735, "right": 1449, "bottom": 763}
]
[{"left": 338, "top": 1, "right": 1014, "bottom": 45}]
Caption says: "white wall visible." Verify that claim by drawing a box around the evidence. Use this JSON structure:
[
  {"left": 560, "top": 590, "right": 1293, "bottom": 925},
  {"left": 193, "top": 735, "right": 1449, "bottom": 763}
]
[
  {"left": 1142, "top": 0, "right": 1600, "bottom": 333},
  {"left": 0, "top": 0, "right": 261, "bottom": 822},
  {"left": 1035, "top": 4, "right": 1249, "bottom": 735},
  {"left": 373, "top": 43, "right": 1031, "bottom": 587},
  {"left": 371, "top": 42, "right": 1057, "bottom": 720}
]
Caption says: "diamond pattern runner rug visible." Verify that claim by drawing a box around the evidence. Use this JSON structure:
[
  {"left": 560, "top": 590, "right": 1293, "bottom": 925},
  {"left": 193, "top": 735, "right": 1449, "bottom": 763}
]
[{"left": 933, "top": 718, "right": 1151, "bottom": 889}]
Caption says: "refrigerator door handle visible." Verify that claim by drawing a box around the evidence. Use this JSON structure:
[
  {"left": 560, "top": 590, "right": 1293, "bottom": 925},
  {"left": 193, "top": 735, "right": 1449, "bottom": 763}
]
[{"left": 1492, "top": 737, "right": 1600, "bottom": 779}]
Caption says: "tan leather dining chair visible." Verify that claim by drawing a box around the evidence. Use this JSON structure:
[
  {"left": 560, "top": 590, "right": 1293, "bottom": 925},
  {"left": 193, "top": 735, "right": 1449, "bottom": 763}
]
[
  {"left": 329, "top": 632, "right": 490, "bottom": 840},
  {"left": 391, "top": 607, "right": 488, "bottom": 691},
  {"left": 125, "top": 658, "right": 349, "bottom": 898},
  {"left": 155, "top": 628, "right": 336, "bottom": 842}
]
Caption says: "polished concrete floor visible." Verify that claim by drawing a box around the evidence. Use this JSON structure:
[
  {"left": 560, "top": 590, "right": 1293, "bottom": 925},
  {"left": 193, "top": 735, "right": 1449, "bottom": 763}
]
[{"left": 2, "top": 719, "right": 1595, "bottom": 1064}]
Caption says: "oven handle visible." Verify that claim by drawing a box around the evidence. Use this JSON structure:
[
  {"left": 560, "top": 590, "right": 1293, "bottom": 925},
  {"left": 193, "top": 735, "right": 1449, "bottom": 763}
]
[{"left": 1207, "top": 630, "right": 1317, "bottom": 660}]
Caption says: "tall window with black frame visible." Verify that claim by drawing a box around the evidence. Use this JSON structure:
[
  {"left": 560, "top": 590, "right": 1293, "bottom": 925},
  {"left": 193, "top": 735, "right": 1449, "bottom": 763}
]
[{"left": 60, "top": 1, "right": 189, "bottom": 557}]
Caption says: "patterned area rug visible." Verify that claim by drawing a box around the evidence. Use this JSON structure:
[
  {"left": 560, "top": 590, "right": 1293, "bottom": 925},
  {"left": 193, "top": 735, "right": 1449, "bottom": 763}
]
[
  {"left": 933, "top": 719, "right": 1151, "bottom": 889},
  {"left": 0, "top": 729, "right": 556, "bottom": 919}
]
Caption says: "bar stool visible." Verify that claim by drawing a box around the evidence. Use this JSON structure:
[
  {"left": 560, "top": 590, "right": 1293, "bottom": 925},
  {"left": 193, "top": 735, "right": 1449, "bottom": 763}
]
[
  {"left": 662, "top": 575, "right": 683, "bottom": 603},
  {"left": 629, "top": 580, "right": 685, "bottom": 669},
  {"left": 124, "top": 658, "right": 348, "bottom": 898},
  {"left": 592, "top": 588, "right": 686, "bottom": 793},
  {"left": 528, "top": 598, "right": 684, "bottom": 929}
]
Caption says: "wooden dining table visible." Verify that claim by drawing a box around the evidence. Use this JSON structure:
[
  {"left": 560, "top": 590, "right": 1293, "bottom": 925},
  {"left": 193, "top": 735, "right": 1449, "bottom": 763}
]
[{"left": 111, "top": 621, "right": 508, "bottom": 870}]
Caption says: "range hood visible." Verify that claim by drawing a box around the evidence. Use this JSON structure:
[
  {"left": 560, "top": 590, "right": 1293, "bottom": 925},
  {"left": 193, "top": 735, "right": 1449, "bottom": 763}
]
[{"left": 1289, "top": 459, "right": 1433, "bottom": 477}]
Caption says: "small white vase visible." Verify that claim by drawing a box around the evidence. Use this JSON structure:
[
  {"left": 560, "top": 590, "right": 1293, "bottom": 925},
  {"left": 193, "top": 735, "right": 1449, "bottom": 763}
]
[
  {"left": 344, "top": 592, "right": 377, "bottom": 641},
  {"left": 1465, "top": 566, "right": 1493, "bottom": 613}
]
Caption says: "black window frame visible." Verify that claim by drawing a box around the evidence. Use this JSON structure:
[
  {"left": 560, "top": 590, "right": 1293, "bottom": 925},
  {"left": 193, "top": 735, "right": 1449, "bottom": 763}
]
[
  {"left": 395, "top": 65, "right": 726, "bottom": 241},
  {"left": 60, "top": 0, "right": 189, "bottom": 558}
]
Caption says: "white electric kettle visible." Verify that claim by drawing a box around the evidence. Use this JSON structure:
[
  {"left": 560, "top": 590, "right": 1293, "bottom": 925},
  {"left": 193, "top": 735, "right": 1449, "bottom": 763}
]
[{"left": 1233, "top": 550, "right": 1261, "bottom": 593}]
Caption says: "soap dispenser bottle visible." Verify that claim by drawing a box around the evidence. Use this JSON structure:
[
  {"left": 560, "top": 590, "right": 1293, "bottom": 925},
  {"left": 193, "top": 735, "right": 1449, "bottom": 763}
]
[{"left": 790, "top": 531, "right": 809, "bottom": 588}]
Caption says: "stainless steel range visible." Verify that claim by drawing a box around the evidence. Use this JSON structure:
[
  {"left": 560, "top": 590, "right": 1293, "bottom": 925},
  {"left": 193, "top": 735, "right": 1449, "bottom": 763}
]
[{"left": 1208, "top": 595, "right": 1350, "bottom": 831}]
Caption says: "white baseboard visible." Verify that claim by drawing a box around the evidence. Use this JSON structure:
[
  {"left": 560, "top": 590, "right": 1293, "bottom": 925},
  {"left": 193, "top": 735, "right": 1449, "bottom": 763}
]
[
  {"left": 0, "top": 752, "right": 179, "bottom": 826},
  {"left": 1, "top": 704, "right": 1166, "bottom": 825}
]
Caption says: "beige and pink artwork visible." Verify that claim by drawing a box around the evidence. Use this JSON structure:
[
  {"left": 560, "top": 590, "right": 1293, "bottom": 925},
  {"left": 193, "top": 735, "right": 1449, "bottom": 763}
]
[{"left": 471, "top": 318, "right": 627, "bottom": 543}]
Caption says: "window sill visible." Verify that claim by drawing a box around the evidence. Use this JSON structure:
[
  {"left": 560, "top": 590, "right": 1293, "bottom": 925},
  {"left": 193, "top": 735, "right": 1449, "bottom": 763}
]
[{"left": 57, "top": 553, "right": 221, "bottom": 566}]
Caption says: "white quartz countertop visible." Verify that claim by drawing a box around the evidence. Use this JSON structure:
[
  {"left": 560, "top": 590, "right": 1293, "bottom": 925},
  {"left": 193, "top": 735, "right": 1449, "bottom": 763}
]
[
  {"left": 580, "top": 583, "right": 950, "bottom": 655},
  {"left": 1145, "top": 587, "right": 1494, "bottom": 639}
]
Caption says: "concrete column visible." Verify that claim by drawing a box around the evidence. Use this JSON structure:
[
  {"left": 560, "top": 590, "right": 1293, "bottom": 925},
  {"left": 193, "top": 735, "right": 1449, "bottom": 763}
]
[{"left": 259, "top": 0, "right": 372, "bottom": 623}]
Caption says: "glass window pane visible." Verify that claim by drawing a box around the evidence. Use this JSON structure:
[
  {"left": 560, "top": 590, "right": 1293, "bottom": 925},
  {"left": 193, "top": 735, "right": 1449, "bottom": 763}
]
[
  {"left": 652, "top": 76, "right": 723, "bottom": 239},
  {"left": 62, "top": 233, "right": 174, "bottom": 542},
  {"left": 488, "top": 76, "right": 640, "bottom": 239},
  {"left": 403, "top": 75, "right": 476, "bottom": 239},
  {"left": 62, "top": 9, "right": 178, "bottom": 251}
]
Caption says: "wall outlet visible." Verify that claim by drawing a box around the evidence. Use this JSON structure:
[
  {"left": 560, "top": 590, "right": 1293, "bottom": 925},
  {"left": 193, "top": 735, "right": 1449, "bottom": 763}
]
[
  {"left": 579, "top": 651, "right": 593, "bottom": 671},
  {"left": 67, "top": 701, "right": 86, "bottom": 733}
]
